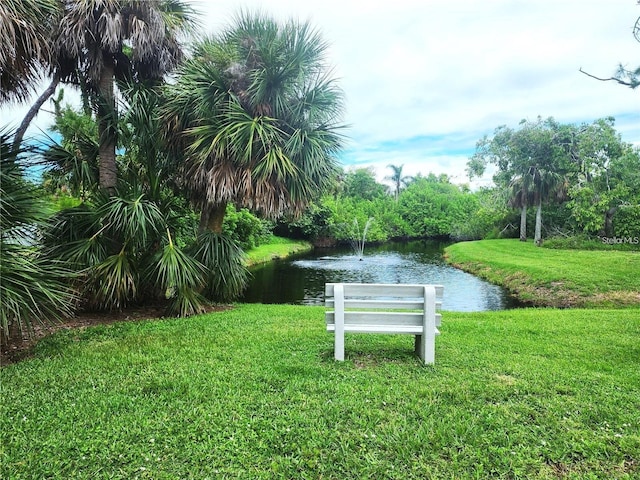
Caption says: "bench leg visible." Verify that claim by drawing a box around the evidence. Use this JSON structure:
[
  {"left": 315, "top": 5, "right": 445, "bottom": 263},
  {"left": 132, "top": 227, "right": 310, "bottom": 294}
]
[
  {"left": 419, "top": 286, "right": 436, "bottom": 365},
  {"left": 334, "top": 284, "right": 345, "bottom": 361},
  {"left": 414, "top": 335, "right": 421, "bottom": 357},
  {"left": 335, "top": 330, "right": 344, "bottom": 361}
]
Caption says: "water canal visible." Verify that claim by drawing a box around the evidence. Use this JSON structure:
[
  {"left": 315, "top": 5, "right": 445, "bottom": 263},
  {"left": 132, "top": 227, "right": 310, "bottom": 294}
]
[{"left": 241, "top": 240, "right": 519, "bottom": 311}]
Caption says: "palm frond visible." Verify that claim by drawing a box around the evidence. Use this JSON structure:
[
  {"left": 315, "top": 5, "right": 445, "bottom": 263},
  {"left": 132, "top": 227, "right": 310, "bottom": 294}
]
[
  {"left": 160, "top": 11, "right": 345, "bottom": 219},
  {"left": 1, "top": 131, "right": 76, "bottom": 342},
  {"left": 89, "top": 248, "right": 138, "bottom": 310},
  {"left": 97, "top": 190, "right": 165, "bottom": 249},
  {"left": 147, "top": 230, "right": 208, "bottom": 316},
  {"left": 189, "top": 231, "right": 248, "bottom": 302}
]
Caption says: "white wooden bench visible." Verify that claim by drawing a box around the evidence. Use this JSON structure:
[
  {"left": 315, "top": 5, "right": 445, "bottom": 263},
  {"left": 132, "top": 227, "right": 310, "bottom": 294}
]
[{"left": 325, "top": 283, "right": 444, "bottom": 364}]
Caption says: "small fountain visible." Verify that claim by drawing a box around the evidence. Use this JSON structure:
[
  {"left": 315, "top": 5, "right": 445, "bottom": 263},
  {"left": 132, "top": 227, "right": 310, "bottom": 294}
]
[{"left": 348, "top": 218, "right": 373, "bottom": 260}]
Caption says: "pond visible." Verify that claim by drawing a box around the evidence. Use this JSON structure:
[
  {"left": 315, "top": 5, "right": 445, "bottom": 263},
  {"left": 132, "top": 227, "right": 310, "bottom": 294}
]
[{"left": 241, "top": 240, "right": 519, "bottom": 311}]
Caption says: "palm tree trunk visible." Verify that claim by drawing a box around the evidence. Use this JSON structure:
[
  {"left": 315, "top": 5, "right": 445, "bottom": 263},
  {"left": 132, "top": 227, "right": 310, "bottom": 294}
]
[
  {"left": 603, "top": 206, "right": 617, "bottom": 237},
  {"left": 12, "top": 74, "right": 60, "bottom": 151},
  {"left": 97, "top": 58, "right": 118, "bottom": 194},
  {"left": 199, "top": 201, "right": 228, "bottom": 233},
  {"left": 519, "top": 206, "right": 527, "bottom": 241},
  {"left": 534, "top": 202, "right": 543, "bottom": 246}
]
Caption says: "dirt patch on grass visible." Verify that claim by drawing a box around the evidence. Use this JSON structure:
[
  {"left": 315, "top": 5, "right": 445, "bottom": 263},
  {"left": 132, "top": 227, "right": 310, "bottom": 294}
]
[
  {"left": 1, "top": 303, "right": 231, "bottom": 366},
  {"left": 588, "top": 291, "right": 640, "bottom": 307}
]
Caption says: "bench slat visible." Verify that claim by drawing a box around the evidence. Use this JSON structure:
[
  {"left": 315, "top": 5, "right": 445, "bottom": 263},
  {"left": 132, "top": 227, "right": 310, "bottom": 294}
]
[
  {"left": 326, "top": 311, "right": 442, "bottom": 327},
  {"left": 325, "top": 283, "right": 444, "bottom": 298},
  {"left": 326, "top": 299, "right": 443, "bottom": 310},
  {"left": 327, "top": 324, "right": 441, "bottom": 335}
]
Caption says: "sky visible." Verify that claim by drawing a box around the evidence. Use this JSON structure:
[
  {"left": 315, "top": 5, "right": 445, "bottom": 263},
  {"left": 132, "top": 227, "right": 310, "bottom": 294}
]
[{"left": 2, "top": 0, "right": 639, "bottom": 189}]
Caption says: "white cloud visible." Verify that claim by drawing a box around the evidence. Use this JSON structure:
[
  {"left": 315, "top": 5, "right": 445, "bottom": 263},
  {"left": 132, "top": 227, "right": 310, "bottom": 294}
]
[{"left": 3, "top": 0, "right": 639, "bottom": 188}]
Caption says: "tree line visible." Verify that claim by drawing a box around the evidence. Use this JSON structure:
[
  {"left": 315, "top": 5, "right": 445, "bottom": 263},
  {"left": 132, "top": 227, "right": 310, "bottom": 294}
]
[{"left": 280, "top": 117, "right": 640, "bottom": 249}]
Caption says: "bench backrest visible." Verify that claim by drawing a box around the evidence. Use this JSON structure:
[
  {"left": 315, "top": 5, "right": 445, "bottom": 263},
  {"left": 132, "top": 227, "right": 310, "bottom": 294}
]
[{"left": 325, "top": 283, "right": 443, "bottom": 329}]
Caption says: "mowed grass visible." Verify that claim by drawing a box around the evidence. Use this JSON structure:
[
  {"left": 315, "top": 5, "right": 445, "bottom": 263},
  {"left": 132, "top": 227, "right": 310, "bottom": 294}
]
[
  {"left": 445, "top": 239, "right": 640, "bottom": 307},
  {"left": 2, "top": 305, "right": 639, "bottom": 479},
  {"left": 245, "top": 236, "right": 312, "bottom": 266}
]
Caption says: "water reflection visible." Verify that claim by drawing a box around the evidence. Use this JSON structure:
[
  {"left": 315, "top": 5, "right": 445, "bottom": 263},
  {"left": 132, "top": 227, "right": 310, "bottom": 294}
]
[{"left": 241, "top": 240, "right": 518, "bottom": 311}]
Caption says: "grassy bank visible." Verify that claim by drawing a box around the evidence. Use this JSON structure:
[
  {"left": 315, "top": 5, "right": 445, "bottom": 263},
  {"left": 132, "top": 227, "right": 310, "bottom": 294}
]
[
  {"left": 2, "top": 305, "right": 639, "bottom": 479},
  {"left": 445, "top": 239, "right": 640, "bottom": 308},
  {"left": 245, "top": 236, "right": 313, "bottom": 266}
]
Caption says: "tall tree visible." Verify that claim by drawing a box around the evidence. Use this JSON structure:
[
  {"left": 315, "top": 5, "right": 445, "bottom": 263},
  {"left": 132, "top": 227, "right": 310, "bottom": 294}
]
[
  {"left": 343, "top": 167, "right": 387, "bottom": 201},
  {"left": 531, "top": 167, "right": 568, "bottom": 245},
  {"left": 562, "top": 118, "right": 640, "bottom": 236},
  {"left": 11, "top": 0, "right": 196, "bottom": 192},
  {"left": 161, "top": 12, "right": 345, "bottom": 233},
  {"left": 468, "top": 117, "right": 570, "bottom": 244},
  {"left": 508, "top": 173, "right": 534, "bottom": 241},
  {"left": 385, "top": 164, "right": 413, "bottom": 201}
]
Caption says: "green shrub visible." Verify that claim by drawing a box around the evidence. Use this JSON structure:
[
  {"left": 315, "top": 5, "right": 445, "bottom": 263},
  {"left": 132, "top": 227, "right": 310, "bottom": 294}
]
[
  {"left": 222, "top": 204, "right": 273, "bottom": 250},
  {"left": 613, "top": 205, "right": 640, "bottom": 238}
]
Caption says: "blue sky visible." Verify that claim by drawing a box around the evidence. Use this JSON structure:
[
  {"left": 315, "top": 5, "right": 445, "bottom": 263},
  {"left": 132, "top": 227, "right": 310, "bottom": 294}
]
[{"left": 3, "top": 0, "right": 639, "bottom": 189}]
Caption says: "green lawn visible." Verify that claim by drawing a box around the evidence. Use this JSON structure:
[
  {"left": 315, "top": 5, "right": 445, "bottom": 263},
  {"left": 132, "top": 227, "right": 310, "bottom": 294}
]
[
  {"left": 245, "top": 236, "right": 313, "bottom": 266},
  {"left": 445, "top": 239, "right": 640, "bottom": 308},
  {"left": 2, "top": 305, "right": 639, "bottom": 479}
]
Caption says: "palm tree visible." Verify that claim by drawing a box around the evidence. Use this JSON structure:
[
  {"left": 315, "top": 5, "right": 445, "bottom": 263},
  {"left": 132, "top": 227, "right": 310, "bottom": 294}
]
[
  {"left": 0, "top": 0, "right": 59, "bottom": 105},
  {"left": 12, "top": 0, "right": 196, "bottom": 192},
  {"left": 42, "top": 83, "right": 213, "bottom": 317},
  {"left": 508, "top": 172, "right": 534, "bottom": 242},
  {"left": 0, "top": 131, "right": 76, "bottom": 345},
  {"left": 531, "top": 167, "right": 568, "bottom": 246},
  {"left": 161, "top": 12, "right": 345, "bottom": 232},
  {"left": 385, "top": 164, "right": 413, "bottom": 201}
]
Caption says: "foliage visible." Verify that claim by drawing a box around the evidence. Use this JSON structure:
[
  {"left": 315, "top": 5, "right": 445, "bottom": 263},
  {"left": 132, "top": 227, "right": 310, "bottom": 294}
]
[
  {"left": 188, "top": 231, "right": 249, "bottom": 303},
  {"left": 384, "top": 163, "right": 413, "bottom": 200},
  {"left": 161, "top": 11, "right": 345, "bottom": 231},
  {"left": 0, "top": 0, "right": 60, "bottom": 103},
  {"left": 222, "top": 204, "right": 273, "bottom": 250},
  {"left": 2, "top": 305, "right": 639, "bottom": 478},
  {"left": 398, "top": 175, "right": 477, "bottom": 238},
  {"left": 35, "top": 74, "right": 263, "bottom": 314},
  {"left": 0, "top": 134, "right": 76, "bottom": 344},
  {"left": 42, "top": 186, "right": 207, "bottom": 314},
  {"left": 277, "top": 201, "right": 338, "bottom": 240},
  {"left": 450, "top": 188, "right": 511, "bottom": 240},
  {"left": 445, "top": 239, "right": 640, "bottom": 307},
  {"left": 343, "top": 167, "right": 387, "bottom": 200},
  {"left": 47, "top": 0, "right": 196, "bottom": 191},
  {"left": 282, "top": 174, "right": 502, "bottom": 243},
  {"left": 562, "top": 119, "right": 640, "bottom": 236},
  {"left": 41, "top": 98, "right": 99, "bottom": 197},
  {"left": 613, "top": 205, "right": 640, "bottom": 238},
  {"left": 324, "top": 195, "right": 395, "bottom": 243},
  {"left": 469, "top": 117, "right": 640, "bottom": 243},
  {"left": 468, "top": 117, "right": 571, "bottom": 244}
]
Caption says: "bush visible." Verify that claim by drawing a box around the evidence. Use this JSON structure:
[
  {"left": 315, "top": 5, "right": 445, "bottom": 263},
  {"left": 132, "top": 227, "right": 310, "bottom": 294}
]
[
  {"left": 222, "top": 204, "right": 273, "bottom": 250},
  {"left": 613, "top": 205, "right": 640, "bottom": 238}
]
